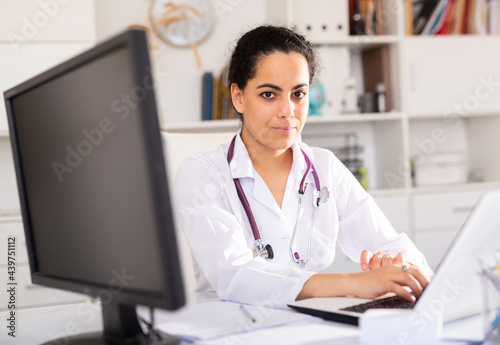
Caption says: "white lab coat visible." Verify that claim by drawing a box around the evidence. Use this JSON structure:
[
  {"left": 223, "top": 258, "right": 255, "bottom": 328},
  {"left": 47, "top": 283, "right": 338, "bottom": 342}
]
[{"left": 175, "top": 132, "right": 432, "bottom": 308}]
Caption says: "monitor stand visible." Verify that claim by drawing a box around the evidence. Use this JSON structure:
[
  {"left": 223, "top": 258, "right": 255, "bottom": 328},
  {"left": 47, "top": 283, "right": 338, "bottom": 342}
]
[{"left": 41, "top": 301, "right": 180, "bottom": 345}]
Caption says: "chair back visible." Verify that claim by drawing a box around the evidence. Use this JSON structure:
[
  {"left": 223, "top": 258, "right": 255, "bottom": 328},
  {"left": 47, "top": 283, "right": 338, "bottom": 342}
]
[{"left": 161, "top": 130, "right": 236, "bottom": 303}]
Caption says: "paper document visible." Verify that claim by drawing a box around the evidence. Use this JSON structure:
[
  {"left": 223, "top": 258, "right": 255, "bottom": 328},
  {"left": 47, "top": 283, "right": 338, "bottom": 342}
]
[{"left": 139, "top": 300, "right": 320, "bottom": 341}]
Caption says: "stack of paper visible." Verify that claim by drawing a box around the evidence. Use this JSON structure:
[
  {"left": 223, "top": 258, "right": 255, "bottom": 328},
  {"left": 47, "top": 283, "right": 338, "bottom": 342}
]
[{"left": 138, "top": 300, "right": 320, "bottom": 342}]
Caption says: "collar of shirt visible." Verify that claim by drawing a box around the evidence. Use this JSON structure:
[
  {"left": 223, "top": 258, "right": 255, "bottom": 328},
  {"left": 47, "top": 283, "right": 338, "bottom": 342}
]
[
  {"left": 227, "top": 130, "right": 308, "bottom": 180},
  {"left": 226, "top": 131, "right": 313, "bottom": 216}
]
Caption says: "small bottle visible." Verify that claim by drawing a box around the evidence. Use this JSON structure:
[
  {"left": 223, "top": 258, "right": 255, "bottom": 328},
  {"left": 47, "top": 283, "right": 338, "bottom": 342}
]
[
  {"left": 343, "top": 77, "right": 358, "bottom": 114},
  {"left": 376, "top": 83, "right": 386, "bottom": 113}
]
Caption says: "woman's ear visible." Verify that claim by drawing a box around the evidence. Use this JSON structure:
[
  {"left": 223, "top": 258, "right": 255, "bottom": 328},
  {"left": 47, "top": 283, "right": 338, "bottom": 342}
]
[{"left": 231, "top": 83, "right": 244, "bottom": 114}]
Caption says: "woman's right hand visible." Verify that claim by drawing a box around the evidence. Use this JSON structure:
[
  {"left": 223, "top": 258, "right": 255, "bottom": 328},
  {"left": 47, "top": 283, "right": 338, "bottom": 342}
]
[
  {"left": 350, "top": 263, "right": 429, "bottom": 302},
  {"left": 296, "top": 263, "right": 430, "bottom": 302}
]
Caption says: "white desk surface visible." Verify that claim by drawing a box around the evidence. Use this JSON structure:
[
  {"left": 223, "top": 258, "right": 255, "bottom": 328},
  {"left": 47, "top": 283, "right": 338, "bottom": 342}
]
[{"left": 0, "top": 301, "right": 478, "bottom": 345}]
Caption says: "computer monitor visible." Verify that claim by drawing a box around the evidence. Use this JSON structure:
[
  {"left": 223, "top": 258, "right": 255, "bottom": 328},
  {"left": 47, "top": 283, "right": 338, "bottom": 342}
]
[{"left": 4, "top": 28, "right": 185, "bottom": 344}]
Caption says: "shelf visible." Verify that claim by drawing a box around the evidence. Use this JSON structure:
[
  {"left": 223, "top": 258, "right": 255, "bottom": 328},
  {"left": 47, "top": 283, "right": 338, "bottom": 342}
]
[
  {"left": 409, "top": 181, "right": 500, "bottom": 195},
  {"left": 162, "top": 119, "right": 241, "bottom": 133},
  {"left": 313, "top": 35, "right": 400, "bottom": 48},
  {"left": 368, "top": 188, "right": 407, "bottom": 198},
  {"left": 408, "top": 111, "right": 500, "bottom": 120},
  {"left": 0, "top": 214, "right": 22, "bottom": 224},
  {"left": 162, "top": 113, "right": 402, "bottom": 133},
  {"left": 0, "top": 130, "right": 9, "bottom": 138},
  {"left": 404, "top": 34, "right": 500, "bottom": 41},
  {"left": 307, "top": 112, "right": 402, "bottom": 123},
  {"left": 368, "top": 181, "right": 500, "bottom": 198}
]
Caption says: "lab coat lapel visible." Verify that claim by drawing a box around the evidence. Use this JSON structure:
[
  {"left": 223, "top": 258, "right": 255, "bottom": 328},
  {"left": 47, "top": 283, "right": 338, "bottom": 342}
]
[
  {"left": 228, "top": 134, "right": 286, "bottom": 216},
  {"left": 251, "top": 174, "right": 281, "bottom": 214},
  {"left": 228, "top": 134, "right": 255, "bottom": 179},
  {"left": 228, "top": 134, "right": 280, "bottom": 214}
]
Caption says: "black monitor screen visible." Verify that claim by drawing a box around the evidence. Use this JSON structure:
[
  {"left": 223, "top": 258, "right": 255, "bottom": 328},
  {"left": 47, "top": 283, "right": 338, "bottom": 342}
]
[
  {"left": 12, "top": 45, "right": 164, "bottom": 294},
  {"left": 5, "top": 29, "right": 184, "bottom": 343}
]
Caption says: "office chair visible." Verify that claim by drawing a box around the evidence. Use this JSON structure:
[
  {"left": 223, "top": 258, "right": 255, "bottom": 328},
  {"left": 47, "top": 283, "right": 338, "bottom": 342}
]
[{"left": 161, "top": 130, "right": 236, "bottom": 304}]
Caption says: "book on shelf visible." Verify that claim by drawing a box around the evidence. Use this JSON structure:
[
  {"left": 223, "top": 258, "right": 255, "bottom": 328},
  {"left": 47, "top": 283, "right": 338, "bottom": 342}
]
[
  {"left": 349, "top": 0, "right": 385, "bottom": 35},
  {"left": 201, "top": 72, "right": 213, "bottom": 121},
  {"left": 467, "top": 0, "right": 487, "bottom": 34},
  {"left": 406, "top": 0, "right": 500, "bottom": 35},
  {"left": 200, "top": 67, "right": 235, "bottom": 121}
]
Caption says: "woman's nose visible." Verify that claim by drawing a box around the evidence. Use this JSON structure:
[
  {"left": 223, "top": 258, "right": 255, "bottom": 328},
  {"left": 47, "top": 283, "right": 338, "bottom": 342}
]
[{"left": 279, "top": 98, "right": 294, "bottom": 118}]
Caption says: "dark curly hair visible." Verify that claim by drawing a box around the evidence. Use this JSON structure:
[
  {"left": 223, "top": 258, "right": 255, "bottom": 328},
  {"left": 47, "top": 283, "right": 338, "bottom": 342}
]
[{"left": 228, "top": 25, "right": 319, "bottom": 93}]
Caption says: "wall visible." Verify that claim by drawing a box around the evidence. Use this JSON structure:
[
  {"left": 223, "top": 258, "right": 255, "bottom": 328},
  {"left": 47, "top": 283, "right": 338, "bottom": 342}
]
[
  {"left": 94, "top": 0, "right": 268, "bottom": 125},
  {"left": 0, "top": 0, "right": 95, "bottom": 214},
  {"left": 0, "top": 2, "right": 98, "bottom": 341}
]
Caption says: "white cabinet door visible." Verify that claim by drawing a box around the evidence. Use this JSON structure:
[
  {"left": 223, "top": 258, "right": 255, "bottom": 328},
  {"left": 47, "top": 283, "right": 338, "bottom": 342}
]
[
  {"left": 414, "top": 228, "right": 458, "bottom": 271},
  {"left": 0, "top": 265, "right": 86, "bottom": 310},
  {"left": 411, "top": 190, "right": 492, "bottom": 271},
  {"left": 0, "top": 0, "right": 95, "bottom": 43},
  {"left": 0, "top": 43, "right": 92, "bottom": 131},
  {"left": 372, "top": 195, "right": 410, "bottom": 234},
  {"left": 328, "top": 194, "right": 410, "bottom": 273},
  {"left": 404, "top": 37, "right": 500, "bottom": 115},
  {"left": 0, "top": 139, "right": 20, "bottom": 214},
  {"left": 412, "top": 190, "right": 485, "bottom": 230}
]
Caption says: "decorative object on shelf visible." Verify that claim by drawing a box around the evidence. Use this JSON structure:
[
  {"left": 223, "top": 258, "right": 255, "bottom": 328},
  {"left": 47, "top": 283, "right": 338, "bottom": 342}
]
[
  {"left": 312, "top": 132, "right": 368, "bottom": 190},
  {"left": 149, "top": 0, "right": 214, "bottom": 68},
  {"left": 337, "top": 132, "right": 368, "bottom": 190},
  {"left": 358, "top": 92, "right": 376, "bottom": 113},
  {"left": 342, "top": 77, "right": 359, "bottom": 114},
  {"left": 308, "top": 79, "right": 326, "bottom": 116},
  {"left": 376, "top": 83, "right": 386, "bottom": 112},
  {"left": 413, "top": 150, "right": 468, "bottom": 187}
]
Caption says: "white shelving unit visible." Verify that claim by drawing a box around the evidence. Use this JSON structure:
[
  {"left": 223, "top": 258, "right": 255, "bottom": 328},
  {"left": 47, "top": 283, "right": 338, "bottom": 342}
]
[{"left": 161, "top": 0, "right": 500, "bottom": 271}]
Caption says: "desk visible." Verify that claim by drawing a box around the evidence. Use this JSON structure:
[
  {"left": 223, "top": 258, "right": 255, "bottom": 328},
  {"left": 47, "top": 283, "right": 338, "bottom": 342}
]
[{"left": 0, "top": 301, "right": 476, "bottom": 345}]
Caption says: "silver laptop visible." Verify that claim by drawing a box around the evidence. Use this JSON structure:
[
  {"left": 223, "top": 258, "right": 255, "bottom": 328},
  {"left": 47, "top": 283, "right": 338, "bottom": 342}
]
[{"left": 288, "top": 190, "right": 500, "bottom": 329}]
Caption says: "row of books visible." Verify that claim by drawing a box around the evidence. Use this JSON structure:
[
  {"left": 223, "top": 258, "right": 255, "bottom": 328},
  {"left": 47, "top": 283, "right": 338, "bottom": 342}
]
[
  {"left": 406, "top": 0, "right": 500, "bottom": 35},
  {"left": 201, "top": 69, "right": 235, "bottom": 121},
  {"left": 349, "top": 0, "right": 386, "bottom": 35}
]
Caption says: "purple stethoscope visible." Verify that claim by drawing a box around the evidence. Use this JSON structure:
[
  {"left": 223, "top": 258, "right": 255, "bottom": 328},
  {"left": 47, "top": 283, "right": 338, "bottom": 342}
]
[{"left": 227, "top": 135, "right": 329, "bottom": 267}]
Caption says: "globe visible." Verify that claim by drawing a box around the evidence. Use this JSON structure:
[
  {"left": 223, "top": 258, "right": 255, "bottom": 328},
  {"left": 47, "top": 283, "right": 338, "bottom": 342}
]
[{"left": 308, "top": 79, "right": 326, "bottom": 116}]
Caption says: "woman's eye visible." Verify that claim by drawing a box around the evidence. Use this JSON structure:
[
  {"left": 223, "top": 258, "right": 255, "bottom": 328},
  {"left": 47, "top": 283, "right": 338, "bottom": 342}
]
[
  {"left": 261, "top": 91, "right": 274, "bottom": 99},
  {"left": 294, "top": 91, "right": 306, "bottom": 99}
]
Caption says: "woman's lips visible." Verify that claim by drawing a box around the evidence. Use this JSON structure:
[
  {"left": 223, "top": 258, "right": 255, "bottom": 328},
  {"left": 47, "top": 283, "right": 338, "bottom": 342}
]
[{"left": 273, "top": 126, "right": 296, "bottom": 134}]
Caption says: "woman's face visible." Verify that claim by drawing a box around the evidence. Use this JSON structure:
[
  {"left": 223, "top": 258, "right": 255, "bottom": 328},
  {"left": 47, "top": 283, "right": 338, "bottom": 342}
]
[{"left": 231, "top": 51, "right": 310, "bottom": 153}]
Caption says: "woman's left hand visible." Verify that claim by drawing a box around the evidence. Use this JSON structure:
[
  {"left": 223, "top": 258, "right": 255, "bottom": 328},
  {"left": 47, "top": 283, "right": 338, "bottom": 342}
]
[{"left": 360, "top": 250, "right": 406, "bottom": 271}]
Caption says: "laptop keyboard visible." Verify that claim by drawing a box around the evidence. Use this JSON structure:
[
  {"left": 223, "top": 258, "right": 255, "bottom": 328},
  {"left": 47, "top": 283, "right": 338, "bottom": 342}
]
[{"left": 339, "top": 294, "right": 416, "bottom": 314}]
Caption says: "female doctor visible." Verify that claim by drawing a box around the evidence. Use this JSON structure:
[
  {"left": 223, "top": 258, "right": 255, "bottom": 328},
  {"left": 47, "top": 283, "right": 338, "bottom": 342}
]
[{"left": 176, "top": 25, "right": 432, "bottom": 308}]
